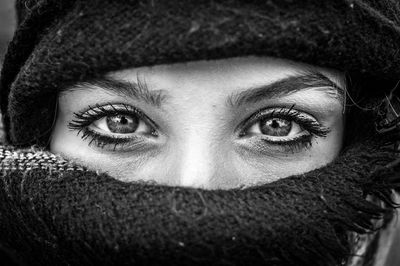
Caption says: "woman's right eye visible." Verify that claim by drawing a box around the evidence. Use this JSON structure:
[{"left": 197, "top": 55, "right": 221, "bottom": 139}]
[
  {"left": 92, "top": 114, "right": 153, "bottom": 135},
  {"left": 68, "top": 103, "right": 159, "bottom": 150}
]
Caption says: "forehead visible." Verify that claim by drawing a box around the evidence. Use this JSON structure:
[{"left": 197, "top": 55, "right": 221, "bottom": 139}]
[{"left": 107, "top": 56, "right": 345, "bottom": 95}]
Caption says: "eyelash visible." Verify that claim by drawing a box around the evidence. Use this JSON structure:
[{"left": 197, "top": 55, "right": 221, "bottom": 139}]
[
  {"left": 68, "top": 103, "right": 330, "bottom": 152},
  {"left": 238, "top": 105, "right": 330, "bottom": 152},
  {"left": 68, "top": 103, "right": 158, "bottom": 150}
]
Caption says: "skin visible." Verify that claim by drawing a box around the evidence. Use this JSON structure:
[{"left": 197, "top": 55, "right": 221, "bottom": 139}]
[{"left": 50, "top": 56, "right": 345, "bottom": 189}]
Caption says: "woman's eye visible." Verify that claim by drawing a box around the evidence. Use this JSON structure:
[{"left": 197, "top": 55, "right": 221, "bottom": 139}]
[
  {"left": 237, "top": 107, "right": 330, "bottom": 153},
  {"left": 90, "top": 112, "right": 155, "bottom": 136},
  {"left": 247, "top": 118, "right": 303, "bottom": 137},
  {"left": 68, "top": 103, "right": 159, "bottom": 151},
  {"left": 92, "top": 114, "right": 146, "bottom": 134}
]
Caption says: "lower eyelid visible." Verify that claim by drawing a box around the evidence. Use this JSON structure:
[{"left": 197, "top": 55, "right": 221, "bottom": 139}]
[
  {"left": 236, "top": 137, "right": 313, "bottom": 156},
  {"left": 257, "top": 131, "right": 310, "bottom": 142},
  {"left": 80, "top": 128, "right": 153, "bottom": 151}
]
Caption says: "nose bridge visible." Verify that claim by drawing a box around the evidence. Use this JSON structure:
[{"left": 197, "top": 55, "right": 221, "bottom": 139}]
[{"left": 178, "top": 127, "right": 217, "bottom": 189}]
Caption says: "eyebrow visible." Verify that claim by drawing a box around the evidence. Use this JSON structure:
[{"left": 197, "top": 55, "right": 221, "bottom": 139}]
[
  {"left": 65, "top": 70, "right": 344, "bottom": 109},
  {"left": 227, "top": 71, "right": 345, "bottom": 108},
  {"left": 69, "top": 77, "right": 168, "bottom": 108}
]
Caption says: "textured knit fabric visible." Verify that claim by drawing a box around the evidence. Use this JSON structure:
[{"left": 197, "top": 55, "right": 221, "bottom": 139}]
[
  {"left": 2, "top": 0, "right": 400, "bottom": 145},
  {"left": 0, "top": 138, "right": 399, "bottom": 266}
]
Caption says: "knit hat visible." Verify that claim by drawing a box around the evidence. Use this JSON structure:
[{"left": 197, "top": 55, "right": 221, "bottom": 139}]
[{"left": 1, "top": 0, "right": 400, "bottom": 145}]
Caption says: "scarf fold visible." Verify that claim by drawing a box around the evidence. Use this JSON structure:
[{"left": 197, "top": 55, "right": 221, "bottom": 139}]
[{"left": 0, "top": 137, "right": 398, "bottom": 266}]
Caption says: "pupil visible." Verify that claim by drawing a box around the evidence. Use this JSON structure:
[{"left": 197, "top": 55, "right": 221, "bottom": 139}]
[
  {"left": 106, "top": 115, "right": 139, "bottom": 133},
  {"left": 260, "top": 118, "right": 292, "bottom": 136},
  {"left": 271, "top": 120, "right": 279, "bottom": 128},
  {"left": 120, "top": 116, "right": 128, "bottom": 125}
]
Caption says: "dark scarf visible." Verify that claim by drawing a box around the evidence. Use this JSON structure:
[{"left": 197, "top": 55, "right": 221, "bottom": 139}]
[{"left": 1, "top": 1, "right": 400, "bottom": 265}]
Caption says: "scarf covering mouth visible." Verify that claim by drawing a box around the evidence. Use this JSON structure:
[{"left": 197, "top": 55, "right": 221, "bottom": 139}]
[
  {"left": 0, "top": 136, "right": 399, "bottom": 266},
  {"left": 2, "top": 0, "right": 400, "bottom": 145}
]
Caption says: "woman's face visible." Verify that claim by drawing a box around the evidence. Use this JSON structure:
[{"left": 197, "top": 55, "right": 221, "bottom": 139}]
[{"left": 50, "top": 56, "right": 345, "bottom": 189}]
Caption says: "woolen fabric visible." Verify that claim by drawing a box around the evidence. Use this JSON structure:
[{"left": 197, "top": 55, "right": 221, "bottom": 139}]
[{"left": 0, "top": 135, "right": 399, "bottom": 266}]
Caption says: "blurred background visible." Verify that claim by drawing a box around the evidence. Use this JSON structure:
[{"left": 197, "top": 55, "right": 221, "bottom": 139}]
[
  {"left": 0, "top": 0, "right": 16, "bottom": 67},
  {"left": 0, "top": 0, "right": 15, "bottom": 140}
]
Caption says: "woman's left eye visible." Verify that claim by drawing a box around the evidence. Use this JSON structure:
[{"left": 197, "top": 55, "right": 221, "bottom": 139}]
[
  {"left": 246, "top": 118, "right": 303, "bottom": 137},
  {"left": 238, "top": 107, "right": 330, "bottom": 152}
]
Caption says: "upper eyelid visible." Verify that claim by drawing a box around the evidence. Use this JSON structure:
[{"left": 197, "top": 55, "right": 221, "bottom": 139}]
[
  {"left": 98, "top": 103, "right": 160, "bottom": 130},
  {"left": 69, "top": 103, "right": 160, "bottom": 131},
  {"left": 237, "top": 106, "right": 330, "bottom": 137},
  {"left": 239, "top": 106, "right": 316, "bottom": 128},
  {"left": 75, "top": 102, "right": 324, "bottom": 128}
]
